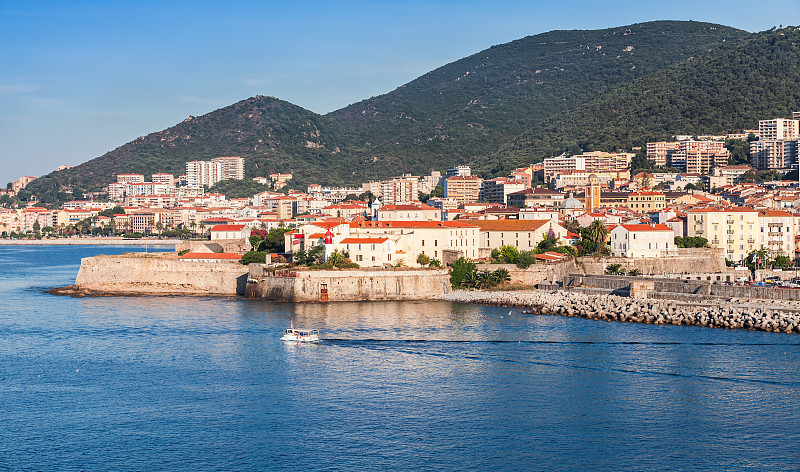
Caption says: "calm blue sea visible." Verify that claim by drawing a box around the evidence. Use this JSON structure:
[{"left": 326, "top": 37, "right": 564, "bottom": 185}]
[{"left": 1, "top": 245, "right": 799, "bottom": 471}]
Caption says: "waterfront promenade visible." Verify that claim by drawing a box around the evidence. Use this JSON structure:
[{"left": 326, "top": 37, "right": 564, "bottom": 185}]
[{"left": 0, "top": 237, "right": 180, "bottom": 246}]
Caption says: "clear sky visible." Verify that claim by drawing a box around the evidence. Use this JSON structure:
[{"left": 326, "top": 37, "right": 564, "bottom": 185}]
[{"left": 1, "top": 0, "right": 798, "bottom": 186}]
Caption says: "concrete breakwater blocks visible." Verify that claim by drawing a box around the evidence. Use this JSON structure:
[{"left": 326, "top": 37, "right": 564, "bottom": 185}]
[
  {"left": 246, "top": 265, "right": 452, "bottom": 302},
  {"left": 74, "top": 253, "right": 249, "bottom": 296},
  {"left": 443, "top": 290, "right": 800, "bottom": 335}
]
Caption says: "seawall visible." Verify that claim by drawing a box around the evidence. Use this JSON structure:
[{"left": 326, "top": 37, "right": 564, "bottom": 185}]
[
  {"left": 73, "top": 253, "right": 249, "bottom": 296},
  {"left": 245, "top": 266, "right": 451, "bottom": 302}
]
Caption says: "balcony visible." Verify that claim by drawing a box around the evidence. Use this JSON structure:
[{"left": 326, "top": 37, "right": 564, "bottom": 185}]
[
  {"left": 727, "top": 229, "right": 734, "bottom": 234},
  {"left": 727, "top": 239, "right": 734, "bottom": 244},
  {"left": 727, "top": 249, "right": 734, "bottom": 253}
]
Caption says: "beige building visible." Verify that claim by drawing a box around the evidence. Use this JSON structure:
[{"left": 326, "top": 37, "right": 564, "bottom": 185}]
[
  {"left": 471, "top": 220, "right": 568, "bottom": 252},
  {"left": 686, "top": 207, "right": 759, "bottom": 261},
  {"left": 377, "top": 204, "right": 441, "bottom": 221},
  {"left": 444, "top": 175, "right": 482, "bottom": 204},
  {"left": 610, "top": 224, "right": 677, "bottom": 258},
  {"left": 286, "top": 220, "right": 480, "bottom": 267},
  {"left": 627, "top": 191, "right": 666, "bottom": 213},
  {"left": 380, "top": 175, "right": 421, "bottom": 205}
]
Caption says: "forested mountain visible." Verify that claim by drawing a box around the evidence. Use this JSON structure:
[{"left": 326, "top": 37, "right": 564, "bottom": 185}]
[
  {"left": 474, "top": 26, "right": 800, "bottom": 176},
  {"left": 26, "top": 21, "right": 800, "bottom": 203},
  {"left": 329, "top": 21, "right": 748, "bottom": 173},
  {"left": 27, "top": 97, "right": 373, "bottom": 203}
]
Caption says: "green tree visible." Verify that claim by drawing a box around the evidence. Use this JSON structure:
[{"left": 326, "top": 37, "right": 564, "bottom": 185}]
[
  {"left": 249, "top": 234, "right": 263, "bottom": 250},
  {"left": 516, "top": 251, "right": 536, "bottom": 269},
  {"left": 495, "top": 245, "right": 520, "bottom": 264},
  {"left": 773, "top": 254, "right": 792, "bottom": 269},
  {"left": 240, "top": 251, "right": 267, "bottom": 265},
  {"left": 417, "top": 253, "right": 431, "bottom": 266},
  {"left": 449, "top": 257, "right": 477, "bottom": 289}
]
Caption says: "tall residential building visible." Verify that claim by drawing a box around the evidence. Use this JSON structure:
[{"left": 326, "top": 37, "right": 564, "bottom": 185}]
[
  {"left": 751, "top": 117, "right": 799, "bottom": 170},
  {"left": 446, "top": 166, "right": 471, "bottom": 178},
  {"left": 542, "top": 155, "right": 586, "bottom": 182},
  {"left": 646, "top": 142, "right": 680, "bottom": 167},
  {"left": 116, "top": 174, "right": 145, "bottom": 184},
  {"left": 480, "top": 178, "right": 526, "bottom": 204},
  {"left": 151, "top": 173, "right": 175, "bottom": 186},
  {"left": 444, "top": 175, "right": 482, "bottom": 204},
  {"left": 214, "top": 156, "right": 245, "bottom": 180},
  {"left": 646, "top": 141, "right": 728, "bottom": 173},
  {"left": 543, "top": 151, "right": 632, "bottom": 183},
  {"left": 751, "top": 140, "right": 798, "bottom": 170},
  {"left": 186, "top": 156, "right": 244, "bottom": 188},
  {"left": 380, "top": 175, "right": 420, "bottom": 205}
]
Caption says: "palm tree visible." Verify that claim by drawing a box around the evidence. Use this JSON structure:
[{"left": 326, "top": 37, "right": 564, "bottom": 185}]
[
  {"left": 493, "top": 268, "right": 511, "bottom": 285},
  {"left": 588, "top": 220, "right": 608, "bottom": 248}
]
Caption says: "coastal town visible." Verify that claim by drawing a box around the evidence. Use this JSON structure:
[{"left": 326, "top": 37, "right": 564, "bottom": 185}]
[{"left": 3, "top": 112, "right": 800, "bottom": 279}]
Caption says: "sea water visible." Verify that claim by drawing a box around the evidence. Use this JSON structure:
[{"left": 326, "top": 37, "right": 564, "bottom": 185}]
[{"left": 1, "top": 245, "right": 799, "bottom": 471}]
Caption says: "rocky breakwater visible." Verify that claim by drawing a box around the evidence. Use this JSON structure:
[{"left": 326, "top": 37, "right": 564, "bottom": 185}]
[{"left": 443, "top": 290, "right": 800, "bottom": 335}]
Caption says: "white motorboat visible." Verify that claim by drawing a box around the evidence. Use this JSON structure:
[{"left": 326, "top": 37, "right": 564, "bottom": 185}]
[{"left": 281, "top": 327, "right": 320, "bottom": 343}]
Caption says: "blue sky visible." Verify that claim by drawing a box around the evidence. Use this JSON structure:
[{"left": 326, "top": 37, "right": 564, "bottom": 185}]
[{"left": 1, "top": 0, "right": 798, "bottom": 186}]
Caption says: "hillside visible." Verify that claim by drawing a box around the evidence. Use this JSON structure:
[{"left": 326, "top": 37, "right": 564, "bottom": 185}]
[
  {"left": 328, "top": 21, "right": 748, "bottom": 172},
  {"left": 475, "top": 26, "right": 800, "bottom": 176},
  {"left": 24, "top": 21, "right": 762, "bottom": 202},
  {"left": 28, "top": 97, "right": 373, "bottom": 203}
]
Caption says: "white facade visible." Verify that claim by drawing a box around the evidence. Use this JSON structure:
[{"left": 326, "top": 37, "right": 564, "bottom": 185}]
[{"left": 610, "top": 224, "right": 677, "bottom": 258}]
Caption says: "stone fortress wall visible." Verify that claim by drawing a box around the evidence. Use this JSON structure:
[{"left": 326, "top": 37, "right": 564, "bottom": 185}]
[
  {"left": 245, "top": 266, "right": 451, "bottom": 302},
  {"left": 74, "top": 253, "right": 249, "bottom": 295}
]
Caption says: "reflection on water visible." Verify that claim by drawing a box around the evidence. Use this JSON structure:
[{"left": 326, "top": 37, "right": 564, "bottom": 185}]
[{"left": 1, "top": 246, "right": 800, "bottom": 471}]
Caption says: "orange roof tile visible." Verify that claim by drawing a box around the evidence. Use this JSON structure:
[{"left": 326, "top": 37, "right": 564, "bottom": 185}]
[
  {"left": 210, "top": 224, "right": 247, "bottom": 232},
  {"left": 341, "top": 237, "right": 390, "bottom": 244},
  {"left": 179, "top": 252, "right": 241, "bottom": 260}
]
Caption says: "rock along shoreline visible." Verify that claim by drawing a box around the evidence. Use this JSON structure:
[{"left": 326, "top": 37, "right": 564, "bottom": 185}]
[{"left": 442, "top": 289, "right": 800, "bottom": 335}]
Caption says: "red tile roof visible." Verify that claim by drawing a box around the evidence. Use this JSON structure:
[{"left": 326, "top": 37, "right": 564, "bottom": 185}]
[
  {"left": 210, "top": 224, "right": 247, "bottom": 232},
  {"left": 340, "top": 238, "right": 390, "bottom": 244},
  {"left": 619, "top": 224, "right": 672, "bottom": 232},
  {"left": 179, "top": 252, "right": 241, "bottom": 260}
]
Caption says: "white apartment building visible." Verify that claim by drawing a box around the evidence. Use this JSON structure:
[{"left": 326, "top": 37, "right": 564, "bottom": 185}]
[
  {"left": 116, "top": 174, "right": 145, "bottom": 184},
  {"left": 186, "top": 156, "right": 245, "bottom": 188},
  {"left": 757, "top": 210, "right": 795, "bottom": 257},
  {"left": 610, "top": 224, "right": 677, "bottom": 258},
  {"left": 751, "top": 117, "right": 799, "bottom": 170}
]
